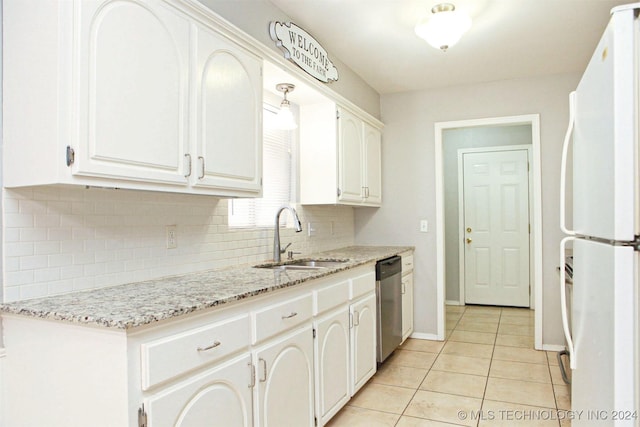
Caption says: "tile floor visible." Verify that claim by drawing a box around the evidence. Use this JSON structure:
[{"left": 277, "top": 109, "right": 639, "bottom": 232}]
[{"left": 327, "top": 305, "right": 572, "bottom": 426}]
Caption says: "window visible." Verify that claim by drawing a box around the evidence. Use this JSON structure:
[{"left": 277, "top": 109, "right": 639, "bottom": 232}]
[{"left": 228, "top": 104, "right": 296, "bottom": 228}]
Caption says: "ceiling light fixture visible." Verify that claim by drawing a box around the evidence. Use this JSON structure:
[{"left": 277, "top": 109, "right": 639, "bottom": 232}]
[
  {"left": 415, "top": 3, "right": 472, "bottom": 52},
  {"left": 274, "top": 83, "right": 297, "bottom": 130}
]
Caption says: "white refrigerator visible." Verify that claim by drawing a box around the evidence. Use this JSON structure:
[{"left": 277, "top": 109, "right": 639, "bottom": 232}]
[{"left": 559, "top": 3, "right": 639, "bottom": 424}]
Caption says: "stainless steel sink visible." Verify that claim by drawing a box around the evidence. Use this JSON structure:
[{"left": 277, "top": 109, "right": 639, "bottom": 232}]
[{"left": 254, "top": 259, "right": 349, "bottom": 271}]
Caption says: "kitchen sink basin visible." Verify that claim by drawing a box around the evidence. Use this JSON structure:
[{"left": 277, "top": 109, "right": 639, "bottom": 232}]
[{"left": 254, "top": 259, "right": 349, "bottom": 271}]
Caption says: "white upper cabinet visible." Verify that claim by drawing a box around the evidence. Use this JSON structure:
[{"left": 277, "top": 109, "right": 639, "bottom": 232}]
[
  {"left": 192, "top": 24, "right": 262, "bottom": 194},
  {"left": 3, "top": 0, "right": 262, "bottom": 197},
  {"left": 74, "top": 0, "right": 190, "bottom": 184},
  {"left": 299, "top": 102, "right": 383, "bottom": 206}
]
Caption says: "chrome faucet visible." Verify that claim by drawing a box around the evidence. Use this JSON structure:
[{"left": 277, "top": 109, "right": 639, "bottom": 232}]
[{"left": 273, "top": 206, "right": 303, "bottom": 263}]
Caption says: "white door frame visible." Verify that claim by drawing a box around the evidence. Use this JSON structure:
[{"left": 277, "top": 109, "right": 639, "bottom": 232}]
[
  {"left": 435, "top": 114, "right": 543, "bottom": 350},
  {"left": 457, "top": 145, "right": 533, "bottom": 307}
]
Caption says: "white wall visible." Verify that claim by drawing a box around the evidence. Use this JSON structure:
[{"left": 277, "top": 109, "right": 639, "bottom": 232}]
[
  {"left": 354, "top": 72, "right": 580, "bottom": 347},
  {"left": 2, "top": 186, "right": 354, "bottom": 302},
  {"left": 196, "top": 0, "right": 381, "bottom": 119}
]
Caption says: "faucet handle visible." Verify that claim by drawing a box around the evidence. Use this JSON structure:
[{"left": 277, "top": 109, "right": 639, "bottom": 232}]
[
  {"left": 280, "top": 242, "right": 292, "bottom": 254},
  {"left": 287, "top": 251, "right": 302, "bottom": 260}
]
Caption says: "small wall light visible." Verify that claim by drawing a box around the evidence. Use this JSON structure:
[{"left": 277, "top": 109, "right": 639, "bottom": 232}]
[{"left": 274, "top": 83, "right": 298, "bottom": 130}]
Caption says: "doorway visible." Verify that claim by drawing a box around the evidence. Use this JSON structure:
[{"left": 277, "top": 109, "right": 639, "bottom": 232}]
[
  {"left": 434, "top": 115, "right": 543, "bottom": 350},
  {"left": 460, "top": 147, "right": 531, "bottom": 307}
]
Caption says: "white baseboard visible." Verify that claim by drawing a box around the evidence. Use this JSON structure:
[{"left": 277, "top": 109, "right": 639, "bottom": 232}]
[
  {"left": 409, "top": 332, "right": 442, "bottom": 341},
  {"left": 541, "top": 344, "right": 566, "bottom": 352},
  {"left": 445, "top": 300, "right": 463, "bottom": 306},
  {"left": 1, "top": 347, "right": 5, "bottom": 427}
]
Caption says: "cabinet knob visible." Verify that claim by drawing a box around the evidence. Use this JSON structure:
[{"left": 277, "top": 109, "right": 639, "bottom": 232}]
[
  {"left": 466, "top": 227, "right": 472, "bottom": 233},
  {"left": 466, "top": 238, "right": 472, "bottom": 244}
]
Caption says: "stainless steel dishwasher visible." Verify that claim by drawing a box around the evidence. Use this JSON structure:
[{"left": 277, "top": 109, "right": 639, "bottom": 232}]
[{"left": 376, "top": 256, "right": 403, "bottom": 363}]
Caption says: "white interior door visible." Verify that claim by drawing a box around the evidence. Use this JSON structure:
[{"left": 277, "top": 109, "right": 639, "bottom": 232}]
[{"left": 463, "top": 149, "right": 530, "bottom": 307}]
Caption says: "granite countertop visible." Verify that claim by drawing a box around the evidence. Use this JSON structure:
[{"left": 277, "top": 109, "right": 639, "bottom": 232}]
[{"left": 0, "top": 245, "right": 413, "bottom": 330}]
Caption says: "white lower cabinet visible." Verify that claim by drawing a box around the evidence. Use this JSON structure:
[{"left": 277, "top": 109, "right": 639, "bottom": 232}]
[
  {"left": 145, "top": 353, "right": 253, "bottom": 427},
  {"left": 402, "top": 272, "right": 414, "bottom": 343},
  {"left": 350, "top": 293, "right": 377, "bottom": 395},
  {"left": 1, "top": 264, "right": 380, "bottom": 427},
  {"left": 314, "top": 307, "right": 351, "bottom": 425},
  {"left": 254, "top": 325, "right": 315, "bottom": 427}
]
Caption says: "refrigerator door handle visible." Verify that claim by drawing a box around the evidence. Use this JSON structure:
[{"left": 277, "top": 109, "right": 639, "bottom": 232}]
[
  {"left": 560, "top": 236, "right": 576, "bottom": 369},
  {"left": 560, "top": 91, "right": 577, "bottom": 236}
]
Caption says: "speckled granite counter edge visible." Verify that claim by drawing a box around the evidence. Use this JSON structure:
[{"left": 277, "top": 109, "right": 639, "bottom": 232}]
[{"left": 0, "top": 246, "right": 414, "bottom": 330}]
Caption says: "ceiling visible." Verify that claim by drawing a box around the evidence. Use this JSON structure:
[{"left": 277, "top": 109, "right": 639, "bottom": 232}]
[{"left": 267, "top": 0, "right": 631, "bottom": 94}]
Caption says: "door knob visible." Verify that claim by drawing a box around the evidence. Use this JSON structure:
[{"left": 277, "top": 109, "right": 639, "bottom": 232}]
[
  {"left": 466, "top": 238, "right": 472, "bottom": 244},
  {"left": 466, "top": 227, "right": 472, "bottom": 233}
]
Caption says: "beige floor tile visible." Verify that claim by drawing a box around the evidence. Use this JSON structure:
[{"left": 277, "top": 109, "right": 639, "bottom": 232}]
[
  {"left": 404, "top": 390, "right": 482, "bottom": 427},
  {"left": 442, "top": 341, "right": 494, "bottom": 359},
  {"left": 485, "top": 377, "right": 556, "bottom": 408},
  {"left": 455, "top": 321, "right": 499, "bottom": 334},
  {"left": 499, "top": 315, "right": 535, "bottom": 326},
  {"left": 397, "top": 415, "right": 468, "bottom": 426},
  {"left": 446, "top": 305, "right": 466, "bottom": 314},
  {"left": 449, "top": 330, "right": 496, "bottom": 345},
  {"left": 546, "top": 352, "right": 559, "bottom": 366},
  {"left": 446, "top": 319, "right": 460, "bottom": 330},
  {"left": 493, "top": 346, "right": 547, "bottom": 365},
  {"left": 372, "top": 363, "right": 429, "bottom": 389},
  {"left": 325, "top": 406, "right": 400, "bottom": 427},
  {"left": 500, "top": 307, "right": 534, "bottom": 318},
  {"left": 480, "top": 400, "right": 561, "bottom": 426},
  {"left": 400, "top": 338, "right": 445, "bottom": 353},
  {"left": 447, "top": 312, "right": 464, "bottom": 321},
  {"left": 495, "top": 334, "right": 533, "bottom": 349},
  {"left": 349, "top": 383, "right": 415, "bottom": 414},
  {"left": 466, "top": 305, "right": 502, "bottom": 314},
  {"left": 490, "top": 360, "right": 551, "bottom": 383},
  {"left": 432, "top": 354, "right": 491, "bottom": 376},
  {"left": 462, "top": 311, "right": 502, "bottom": 321},
  {"left": 549, "top": 363, "right": 571, "bottom": 385},
  {"left": 498, "top": 323, "right": 535, "bottom": 337},
  {"left": 553, "top": 383, "right": 571, "bottom": 410},
  {"left": 420, "top": 370, "right": 487, "bottom": 398},
  {"left": 387, "top": 349, "right": 437, "bottom": 369}
]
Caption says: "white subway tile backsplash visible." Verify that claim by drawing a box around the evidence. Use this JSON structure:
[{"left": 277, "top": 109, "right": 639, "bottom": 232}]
[{"left": 2, "top": 187, "right": 355, "bottom": 302}]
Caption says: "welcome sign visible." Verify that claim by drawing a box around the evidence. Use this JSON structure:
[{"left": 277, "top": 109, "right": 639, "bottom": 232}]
[{"left": 269, "top": 21, "right": 339, "bottom": 83}]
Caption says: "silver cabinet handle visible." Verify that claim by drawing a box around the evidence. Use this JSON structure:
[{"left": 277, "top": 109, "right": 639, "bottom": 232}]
[
  {"left": 196, "top": 340, "right": 221, "bottom": 352},
  {"left": 401, "top": 282, "right": 406, "bottom": 294},
  {"left": 281, "top": 312, "right": 298, "bottom": 319},
  {"left": 259, "top": 358, "right": 267, "bottom": 382},
  {"left": 198, "top": 156, "right": 205, "bottom": 179},
  {"left": 353, "top": 310, "right": 360, "bottom": 326},
  {"left": 248, "top": 363, "right": 256, "bottom": 388},
  {"left": 184, "top": 153, "right": 192, "bottom": 178}
]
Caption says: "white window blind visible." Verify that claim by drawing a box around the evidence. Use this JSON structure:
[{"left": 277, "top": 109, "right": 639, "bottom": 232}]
[{"left": 228, "top": 106, "right": 295, "bottom": 228}]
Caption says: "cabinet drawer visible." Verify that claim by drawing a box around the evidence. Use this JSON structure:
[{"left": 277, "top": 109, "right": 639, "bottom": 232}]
[
  {"left": 350, "top": 271, "right": 376, "bottom": 300},
  {"left": 314, "top": 279, "right": 350, "bottom": 315},
  {"left": 141, "top": 314, "right": 250, "bottom": 390},
  {"left": 253, "top": 293, "right": 313, "bottom": 343},
  {"left": 402, "top": 254, "right": 414, "bottom": 274}
]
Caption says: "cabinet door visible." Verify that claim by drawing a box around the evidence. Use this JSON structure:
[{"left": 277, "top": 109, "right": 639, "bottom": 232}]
[
  {"left": 338, "top": 108, "right": 364, "bottom": 203},
  {"left": 193, "top": 25, "right": 262, "bottom": 195},
  {"left": 315, "top": 307, "right": 350, "bottom": 425},
  {"left": 145, "top": 353, "right": 253, "bottom": 427},
  {"left": 363, "top": 123, "right": 382, "bottom": 205},
  {"left": 75, "top": 0, "right": 190, "bottom": 184},
  {"left": 350, "top": 293, "right": 377, "bottom": 395},
  {"left": 255, "top": 326, "right": 315, "bottom": 427},
  {"left": 402, "top": 273, "right": 414, "bottom": 343}
]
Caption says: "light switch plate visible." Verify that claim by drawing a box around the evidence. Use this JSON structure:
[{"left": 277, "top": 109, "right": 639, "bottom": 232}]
[{"left": 420, "top": 220, "right": 428, "bottom": 233}]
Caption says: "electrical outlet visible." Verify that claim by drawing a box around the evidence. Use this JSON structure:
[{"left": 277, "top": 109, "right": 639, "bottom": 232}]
[
  {"left": 420, "top": 220, "right": 429, "bottom": 233},
  {"left": 307, "top": 223, "right": 317, "bottom": 237},
  {"left": 166, "top": 225, "right": 177, "bottom": 249}
]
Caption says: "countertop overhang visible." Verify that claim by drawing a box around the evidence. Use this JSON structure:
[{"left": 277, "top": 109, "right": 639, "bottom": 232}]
[{"left": 0, "top": 245, "right": 413, "bottom": 330}]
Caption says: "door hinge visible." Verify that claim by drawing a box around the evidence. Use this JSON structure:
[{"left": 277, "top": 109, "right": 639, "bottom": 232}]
[
  {"left": 138, "top": 404, "right": 147, "bottom": 427},
  {"left": 65, "top": 146, "right": 75, "bottom": 167},
  {"left": 337, "top": 188, "right": 341, "bottom": 197},
  {"left": 529, "top": 224, "right": 531, "bottom": 234},
  {"left": 314, "top": 416, "right": 318, "bottom": 426},
  {"left": 336, "top": 110, "right": 340, "bottom": 119},
  {"left": 313, "top": 328, "right": 316, "bottom": 339}
]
